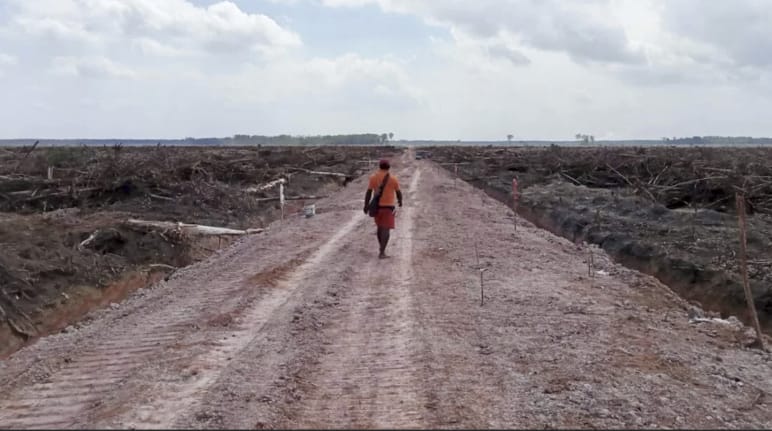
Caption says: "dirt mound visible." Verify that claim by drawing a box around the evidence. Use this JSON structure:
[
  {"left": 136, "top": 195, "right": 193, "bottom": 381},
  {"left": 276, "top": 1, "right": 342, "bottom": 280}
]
[{"left": 0, "top": 145, "right": 399, "bottom": 356}]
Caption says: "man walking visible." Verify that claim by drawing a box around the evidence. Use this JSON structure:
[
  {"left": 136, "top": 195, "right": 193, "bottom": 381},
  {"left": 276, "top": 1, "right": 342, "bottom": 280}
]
[{"left": 364, "top": 159, "right": 403, "bottom": 259}]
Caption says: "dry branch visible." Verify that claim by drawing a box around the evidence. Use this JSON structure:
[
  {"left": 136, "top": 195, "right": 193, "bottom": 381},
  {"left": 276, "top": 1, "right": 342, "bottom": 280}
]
[
  {"left": 606, "top": 163, "right": 634, "bottom": 187},
  {"left": 246, "top": 178, "right": 286, "bottom": 193},
  {"left": 78, "top": 232, "right": 98, "bottom": 251},
  {"left": 9, "top": 187, "right": 100, "bottom": 202},
  {"left": 12, "top": 140, "right": 39, "bottom": 173},
  {"left": 560, "top": 172, "right": 583, "bottom": 185},
  {"left": 147, "top": 193, "right": 175, "bottom": 202},
  {"left": 255, "top": 195, "right": 328, "bottom": 203},
  {"left": 285, "top": 167, "right": 347, "bottom": 178},
  {"left": 126, "top": 219, "right": 263, "bottom": 236},
  {"left": 653, "top": 176, "right": 729, "bottom": 193},
  {"left": 148, "top": 263, "right": 177, "bottom": 271}
]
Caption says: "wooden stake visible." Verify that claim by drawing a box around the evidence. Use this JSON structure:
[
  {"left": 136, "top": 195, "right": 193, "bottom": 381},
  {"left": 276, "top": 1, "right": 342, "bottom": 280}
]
[
  {"left": 588, "top": 248, "right": 594, "bottom": 278},
  {"left": 480, "top": 270, "right": 485, "bottom": 306},
  {"left": 735, "top": 192, "right": 765, "bottom": 350},
  {"left": 512, "top": 178, "right": 519, "bottom": 232},
  {"left": 692, "top": 182, "right": 698, "bottom": 241},
  {"left": 474, "top": 241, "right": 485, "bottom": 306},
  {"left": 513, "top": 203, "right": 518, "bottom": 232}
]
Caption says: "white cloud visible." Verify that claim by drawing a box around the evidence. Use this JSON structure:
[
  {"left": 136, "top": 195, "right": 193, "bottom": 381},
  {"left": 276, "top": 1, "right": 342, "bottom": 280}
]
[
  {"left": 314, "top": 0, "right": 644, "bottom": 65},
  {"left": 0, "top": 53, "right": 18, "bottom": 66},
  {"left": 51, "top": 56, "right": 137, "bottom": 79},
  {"left": 320, "top": 0, "right": 375, "bottom": 6},
  {"left": 660, "top": 0, "right": 772, "bottom": 68},
  {"left": 487, "top": 44, "right": 530, "bottom": 66},
  {"left": 310, "top": 0, "right": 772, "bottom": 86},
  {"left": 0, "top": 53, "right": 17, "bottom": 77},
  {"left": 5, "top": 0, "right": 301, "bottom": 56},
  {"left": 13, "top": 15, "right": 101, "bottom": 45},
  {"left": 131, "top": 38, "right": 195, "bottom": 58},
  {"left": 1, "top": 0, "right": 772, "bottom": 140},
  {"left": 214, "top": 53, "right": 422, "bottom": 109}
]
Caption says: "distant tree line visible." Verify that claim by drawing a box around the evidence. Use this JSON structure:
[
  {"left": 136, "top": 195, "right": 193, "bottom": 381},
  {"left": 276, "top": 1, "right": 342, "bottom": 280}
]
[
  {"left": 575, "top": 133, "right": 595, "bottom": 145},
  {"left": 5, "top": 134, "right": 772, "bottom": 148},
  {"left": 660, "top": 136, "right": 772, "bottom": 146},
  {"left": 225, "top": 133, "right": 394, "bottom": 146},
  {"left": 0, "top": 134, "right": 398, "bottom": 148}
]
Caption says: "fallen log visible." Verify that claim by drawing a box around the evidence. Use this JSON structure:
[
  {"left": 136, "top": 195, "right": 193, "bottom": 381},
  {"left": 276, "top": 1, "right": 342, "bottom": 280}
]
[
  {"left": 285, "top": 167, "right": 347, "bottom": 178},
  {"left": 126, "top": 218, "right": 264, "bottom": 236},
  {"left": 147, "top": 192, "right": 175, "bottom": 201},
  {"left": 148, "top": 263, "right": 177, "bottom": 271},
  {"left": 560, "top": 172, "right": 583, "bottom": 185},
  {"left": 605, "top": 163, "right": 634, "bottom": 187},
  {"left": 78, "top": 228, "right": 123, "bottom": 251},
  {"left": 302, "top": 146, "right": 322, "bottom": 154},
  {"left": 78, "top": 231, "right": 98, "bottom": 251},
  {"left": 226, "top": 157, "right": 257, "bottom": 165},
  {"left": 246, "top": 178, "right": 286, "bottom": 193},
  {"left": 654, "top": 176, "right": 728, "bottom": 192},
  {"left": 255, "top": 195, "right": 328, "bottom": 203},
  {"left": 9, "top": 186, "right": 100, "bottom": 199},
  {"left": 0, "top": 175, "right": 35, "bottom": 181}
]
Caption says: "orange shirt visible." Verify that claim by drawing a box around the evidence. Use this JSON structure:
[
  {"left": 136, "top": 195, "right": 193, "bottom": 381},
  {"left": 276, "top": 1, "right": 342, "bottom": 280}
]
[{"left": 368, "top": 170, "right": 400, "bottom": 207}]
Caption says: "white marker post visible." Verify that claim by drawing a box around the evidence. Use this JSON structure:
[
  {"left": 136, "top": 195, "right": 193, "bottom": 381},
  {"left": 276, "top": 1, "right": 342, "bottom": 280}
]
[{"left": 279, "top": 182, "right": 285, "bottom": 221}]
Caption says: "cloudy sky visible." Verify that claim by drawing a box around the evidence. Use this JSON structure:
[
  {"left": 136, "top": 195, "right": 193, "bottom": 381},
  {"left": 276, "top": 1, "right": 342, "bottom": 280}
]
[{"left": 1, "top": 0, "right": 771, "bottom": 140}]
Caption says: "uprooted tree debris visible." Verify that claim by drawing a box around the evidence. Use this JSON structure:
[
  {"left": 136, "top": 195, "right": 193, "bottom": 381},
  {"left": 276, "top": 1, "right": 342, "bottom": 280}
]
[
  {"left": 432, "top": 145, "right": 772, "bottom": 214},
  {"left": 0, "top": 144, "right": 397, "bottom": 356},
  {"left": 0, "top": 145, "right": 378, "bottom": 219},
  {"left": 429, "top": 145, "right": 772, "bottom": 336}
]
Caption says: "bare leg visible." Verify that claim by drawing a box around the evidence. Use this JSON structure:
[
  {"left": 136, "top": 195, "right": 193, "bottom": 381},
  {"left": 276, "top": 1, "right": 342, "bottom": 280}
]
[
  {"left": 376, "top": 229, "right": 384, "bottom": 257},
  {"left": 378, "top": 227, "right": 390, "bottom": 258}
]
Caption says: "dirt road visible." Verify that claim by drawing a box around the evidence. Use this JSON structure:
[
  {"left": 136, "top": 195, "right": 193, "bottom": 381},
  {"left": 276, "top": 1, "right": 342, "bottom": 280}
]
[{"left": 1, "top": 151, "right": 770, "bottom": 429}]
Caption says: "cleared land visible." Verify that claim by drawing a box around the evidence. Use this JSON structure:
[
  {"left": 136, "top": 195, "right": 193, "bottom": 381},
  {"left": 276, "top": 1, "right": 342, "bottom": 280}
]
[
  {"left": 0, "top": 145, "right": 396, "bottom": 356},
  {"left": 429, "top": 145, "right": 772, "bottom": 333},
  {"left": 0, "top": 146, "right": 769, "bottom": 429}
]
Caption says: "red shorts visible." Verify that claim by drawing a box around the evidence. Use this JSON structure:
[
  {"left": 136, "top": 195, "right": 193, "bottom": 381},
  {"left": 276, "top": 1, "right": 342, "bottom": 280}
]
[{"left": 374, "top": 207, "right": 396, "bottom": 229}]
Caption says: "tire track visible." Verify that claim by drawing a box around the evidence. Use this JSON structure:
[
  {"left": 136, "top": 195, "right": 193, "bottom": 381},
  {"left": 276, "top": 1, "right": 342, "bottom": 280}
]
[
  {"left": 285, "top": 169, "right": 425, "bottom": 428},
  {"left": 0, "top": 302, "right": 229, "bottom": 429},
  {"left": 109, "top": 212, "right": 365, "bottom": 429},
  {"left": 0, "top": 202, "right": 365, "bottom": 430}
]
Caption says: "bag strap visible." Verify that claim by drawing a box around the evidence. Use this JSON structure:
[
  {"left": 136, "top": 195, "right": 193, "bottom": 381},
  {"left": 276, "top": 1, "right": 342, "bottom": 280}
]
[
  {"left": 373, "top": 173, "right": 390, "bottom": 206},
  {"left": 377, "top": 173, "right": 390, "bottom": 194}
]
